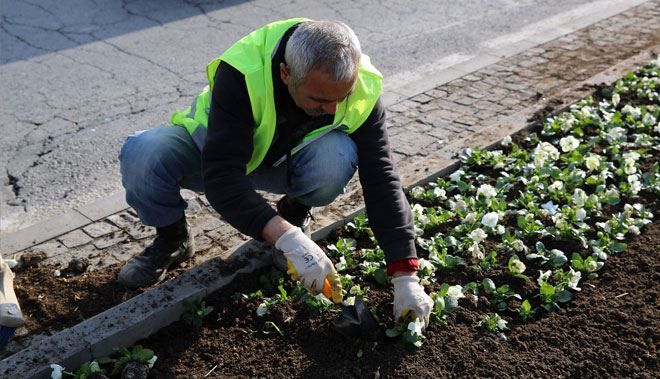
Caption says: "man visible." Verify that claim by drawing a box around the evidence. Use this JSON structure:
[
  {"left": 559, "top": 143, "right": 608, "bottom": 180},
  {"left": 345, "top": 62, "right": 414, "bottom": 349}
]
[{"left": 118, "top": 19, "right": 433, "bottom": 325}]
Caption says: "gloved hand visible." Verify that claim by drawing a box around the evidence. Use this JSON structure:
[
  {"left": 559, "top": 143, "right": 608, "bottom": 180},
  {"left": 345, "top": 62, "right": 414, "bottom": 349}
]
[
  {"left": 275, "top": 227, "right": 343, "bottom": 303},
  {"left": 391, "top": 274, "right": 433, "bottom": 327}
]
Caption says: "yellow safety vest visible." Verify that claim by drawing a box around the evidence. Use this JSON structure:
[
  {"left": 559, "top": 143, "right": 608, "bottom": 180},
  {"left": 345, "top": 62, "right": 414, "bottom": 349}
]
[{"left": 171, "top": 18, "right": 383, "bottom": 174}]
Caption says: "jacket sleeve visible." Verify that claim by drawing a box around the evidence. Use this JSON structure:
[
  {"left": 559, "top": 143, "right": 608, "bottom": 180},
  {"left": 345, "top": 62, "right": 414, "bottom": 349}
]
[
  {"left": 350, "top": 98, "right": 417, "bottom": 264},
  {"left": 201, "top": 62, "right": 277, "bottom": 240}
]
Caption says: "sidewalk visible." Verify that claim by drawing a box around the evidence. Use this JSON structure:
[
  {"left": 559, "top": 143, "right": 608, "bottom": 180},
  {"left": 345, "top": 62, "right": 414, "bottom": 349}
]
[
  {"left": 1, "top": 0, "right": 659, "bottom": 376},
  {"left": 2, "top": 0, "right": 658, "bottom": 269}
]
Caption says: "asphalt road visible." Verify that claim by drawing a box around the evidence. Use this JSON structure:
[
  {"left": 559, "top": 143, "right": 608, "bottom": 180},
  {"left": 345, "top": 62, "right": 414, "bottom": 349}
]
[{"left": 0, "top": 0, "right": 609, "bottom": 232}]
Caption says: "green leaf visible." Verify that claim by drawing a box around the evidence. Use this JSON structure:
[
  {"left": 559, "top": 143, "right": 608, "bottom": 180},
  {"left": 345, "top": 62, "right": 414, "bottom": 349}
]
[
  {"left": 554, "top": 290, "right": 573, "bottom": 303},
  {"left": 385, "top": 328, "right": 401, "bottom": 337},
  {"left": 133, "top": 348, "right": 154, "bottom": 363},
  {"left": 608, "top": 241, "right": 627, "bottom": 253}
]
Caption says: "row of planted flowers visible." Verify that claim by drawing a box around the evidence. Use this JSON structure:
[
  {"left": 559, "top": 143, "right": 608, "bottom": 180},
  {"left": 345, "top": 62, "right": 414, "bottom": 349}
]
[{"left": 250, "top": 57, "right": 658, "bottom": 346}]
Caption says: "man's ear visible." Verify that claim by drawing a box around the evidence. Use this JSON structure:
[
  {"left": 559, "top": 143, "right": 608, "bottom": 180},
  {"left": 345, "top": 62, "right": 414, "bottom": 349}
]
[{"left": 279, "top": 63, "right": 290, "bottom": 85}]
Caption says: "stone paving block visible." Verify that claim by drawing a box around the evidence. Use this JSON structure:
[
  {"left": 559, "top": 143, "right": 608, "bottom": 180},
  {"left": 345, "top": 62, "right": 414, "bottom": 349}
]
[
  {"left": 389, "top": 130, "right": 436, "bottom": 156},
  {"left": 83, "top": 221, "right": 118, "bottom": 238},
  {"left": 194, "top": 214, "right": 224, "bottom": 232},
  {"left": 106, "top": 241, "right": 147, "bottom": 263},
  {"left": 93, "top": 231, "right": 129, "bottom": 249},
  {"left": 106, "top": 211, "right": 140, "bottom": 229},
  {"left": 410, "top": 93, "right": 433, "bottom": 104},
  {"left": 29, "top": 240, "right": 68, "bottom": 258},
  {"left": 194, "top": 235, "right": 214, "bottom": 252},
  {"left": 58, "top": 229, "right": 92, "bottom": 248},
  {"left": 125, "top": 224, "right": 155, "bottom": 240},
  {"left": 0, "top": 210, "right": 91, "bottom": 254},
  {"left": 76, "top": 191, "right": 127, "bottom": 222}
]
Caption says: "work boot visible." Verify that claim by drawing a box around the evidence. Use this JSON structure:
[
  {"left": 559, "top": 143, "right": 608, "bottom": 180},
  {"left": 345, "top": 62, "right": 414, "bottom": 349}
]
[
  {"left": 117, "top": 216, "right": 194, "bottom": 289},
  {"left": 272, "top": 196, "right": 312, "bottom": 272}
]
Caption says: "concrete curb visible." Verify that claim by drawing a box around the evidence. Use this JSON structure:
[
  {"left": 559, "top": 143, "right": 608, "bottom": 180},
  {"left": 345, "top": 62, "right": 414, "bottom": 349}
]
[
  {"left": 2, "top": 43, "right": 656, "bottom": 378},
  {"left": 0, "top": 0, "right": 649, "bottom": 255}
]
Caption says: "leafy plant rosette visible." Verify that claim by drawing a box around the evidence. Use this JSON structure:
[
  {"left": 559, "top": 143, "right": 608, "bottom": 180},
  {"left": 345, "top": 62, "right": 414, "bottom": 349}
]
[{"left": 227, "top": 57, "right": 658, "bottom": 346}]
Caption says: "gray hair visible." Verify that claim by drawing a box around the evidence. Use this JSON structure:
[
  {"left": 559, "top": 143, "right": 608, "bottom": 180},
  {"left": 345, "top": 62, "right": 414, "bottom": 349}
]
[{"left": 284, "top": 20, "right": 361, "bottom": 87}]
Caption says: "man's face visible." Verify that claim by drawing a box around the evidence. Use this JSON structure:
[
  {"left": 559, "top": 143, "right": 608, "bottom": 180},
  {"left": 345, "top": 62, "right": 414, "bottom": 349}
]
[{"left": 280, "top": 63, "right": 356, "bottom": 117}]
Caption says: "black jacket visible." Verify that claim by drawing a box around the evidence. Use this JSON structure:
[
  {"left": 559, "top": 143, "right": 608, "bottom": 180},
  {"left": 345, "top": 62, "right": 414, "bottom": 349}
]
[{"left": 201, "top": 27, "right": 416, "bottom": 264}]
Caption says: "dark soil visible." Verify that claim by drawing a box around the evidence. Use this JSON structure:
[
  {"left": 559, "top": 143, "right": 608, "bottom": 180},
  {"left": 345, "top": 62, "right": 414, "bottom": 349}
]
[{"left": 146, "top": 221, "right": 659, "bottom": 378}]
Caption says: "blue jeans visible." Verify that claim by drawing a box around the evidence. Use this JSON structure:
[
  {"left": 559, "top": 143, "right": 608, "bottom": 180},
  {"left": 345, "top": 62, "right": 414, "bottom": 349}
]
[{"left": 119, "top": 125, "right": 358, "bottom": 227}]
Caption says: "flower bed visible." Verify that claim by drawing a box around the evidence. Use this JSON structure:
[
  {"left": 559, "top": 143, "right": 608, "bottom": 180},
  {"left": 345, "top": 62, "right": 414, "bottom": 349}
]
[{"left": 50, "top": 59, "right": 659, "bottom": 377}]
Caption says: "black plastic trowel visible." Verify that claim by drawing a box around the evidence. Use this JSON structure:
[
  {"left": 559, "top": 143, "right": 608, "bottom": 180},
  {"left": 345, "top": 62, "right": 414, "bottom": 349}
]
[{"left": 331, "top": 296, "right": 379, "bottom": 340}]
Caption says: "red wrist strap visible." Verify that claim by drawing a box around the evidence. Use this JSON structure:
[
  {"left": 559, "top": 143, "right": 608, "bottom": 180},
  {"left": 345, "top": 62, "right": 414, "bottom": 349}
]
[{"left": 386, "top": 258, "right": 419, "bottom": 276}]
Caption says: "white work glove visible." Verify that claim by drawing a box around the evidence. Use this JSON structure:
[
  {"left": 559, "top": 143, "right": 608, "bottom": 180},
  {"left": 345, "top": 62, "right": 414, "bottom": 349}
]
[
  {"left": 275, "top": 227, "right": 343, "bottom": 303},
  {"left": 391, "top": 274, "right": 433, "bottom": 328}
]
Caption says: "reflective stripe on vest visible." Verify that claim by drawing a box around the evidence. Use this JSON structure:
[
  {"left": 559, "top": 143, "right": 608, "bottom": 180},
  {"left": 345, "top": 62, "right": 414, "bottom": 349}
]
[{"left": 170, "top": 18, "right": 383, "bottom": 174}]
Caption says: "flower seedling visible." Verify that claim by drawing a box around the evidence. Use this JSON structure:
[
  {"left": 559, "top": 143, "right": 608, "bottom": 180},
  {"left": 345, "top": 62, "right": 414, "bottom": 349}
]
[
  {"left": 345, "top": 212, "right": 371, "bottom": 237},
  {"left": 518, "top": 299, "right": 535, "bottom": 322},
  {"left": 570, "top": 252, "right": 604, "bottom": 279},
  {"left": 482, "top": 278, "right": 521, "bottom": 311},
  {"left": 110, "top": 345, "right": 157, "bottom": 378},
  {"left": 477, "top": 313, "right": 508, "bottom": 340},
  {"left": 506, "top": 255, "right": 528, "bottom": 280},
  {"left": 385, "top": 315, "right": 426, "bottom": 348},
  {"left": 182, "top": 299, "right": 214, "bottom": 328}
]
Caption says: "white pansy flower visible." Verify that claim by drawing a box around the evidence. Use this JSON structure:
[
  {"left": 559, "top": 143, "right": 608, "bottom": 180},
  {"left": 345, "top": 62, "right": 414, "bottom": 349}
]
[
  {"left": 464, "top": 212, "right": 477, "bottom": 224},
  {"left": 343, "top": 296, "right": 356, "bottom": 306},
  {"left": 411, "top": 186, "right": 424, "bottom": 198},
  {"left": 533, "top": 142, "right": 560, "bottom": 167},
  {"left": 572, "top": 188, "right": 588, "bottom": 206},
  {"left": 586, "top": 260, "right": 602, "bottom": 273},
  {"left": 537, "top": 270, "right": 552, "bottom": 285},
  {"left": 481, "top": 212, "right": 499, "bottom": 228},
  {"left": 418, "top": 258, "right": 434, "bottom": 272},
  {"left": 642, "top": 112, "right": 657, "bottom": 126},
  {"left": 51, "top": 364, "right": 65, "bottom": 379},
  {"left": 450, "top": 199, "right": 468, "bottom": 213},
  {"left": 628, "top": 225, "right": 640, "bottom": 235},
  {"left": 567, "top": 268, "right": 582, "bottom": 291},
  {"left": 605, "top": 127, "right": 626, "bottom": 141},
  {"left": 611, "top": 93, "right": 620, "bottom": 107},
  {"left": 512, "top": 239, "right": 527, "bottom": 253},
  {"left": 559, "top": 135, "right": 580, "bottom": 152},
  {"left": 584, "top": 155, "right": 601, "bottom": 171},
  {"left": 476, "top": 184, "right": 497, "bottom": 199},
  {"left": 495, "top": 225, "right": 505, "bottom": 235},
  {"left": 468, "top": 242, "right": 484, "bottom": 260},
  {"left": 541, "top": 201, "right": 559, "bottom": 215},
  {"left": 433, "top": 187, "right": 446, "bottom": 199},
  {"left": 445, "top": 285, "right": 465, "bottom": 310},
  {"left": 408, "top": 318, "right": 425, "bottom": 347},
  {"left": 147, "top": 356, "right": 158, "bottom": 369},
  {"left": 621, "top": 104, "right": 641, "bottom": 119},
  {"left": 510, "top": 257, "right": 526, "bottom": 274},
  {"left": 469, "top": 228, "right": 487, "bottom": 243},
  {"left": 627, "top": 174, "right": 641, "bottom": 194},
  {"left": 335, "top": 256, "right": 348, "bottom": 271},
  {"left": 548, "top": 180, "right": 564, "bottom": 192},
  {"left": 449, "top": 169, "right": 464, "bottom": 182},
  {"left": 256, "top": 303, "right": 269, "bottom": 317},
  {"left": 497, "top": 317, "right": 508, "bottom": 330},
  {"left": 575, "top": 208, "right": 587, "bottom": 221},
  {"left": 501, "top": 135, "right": 512, "bottom": 146}
]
